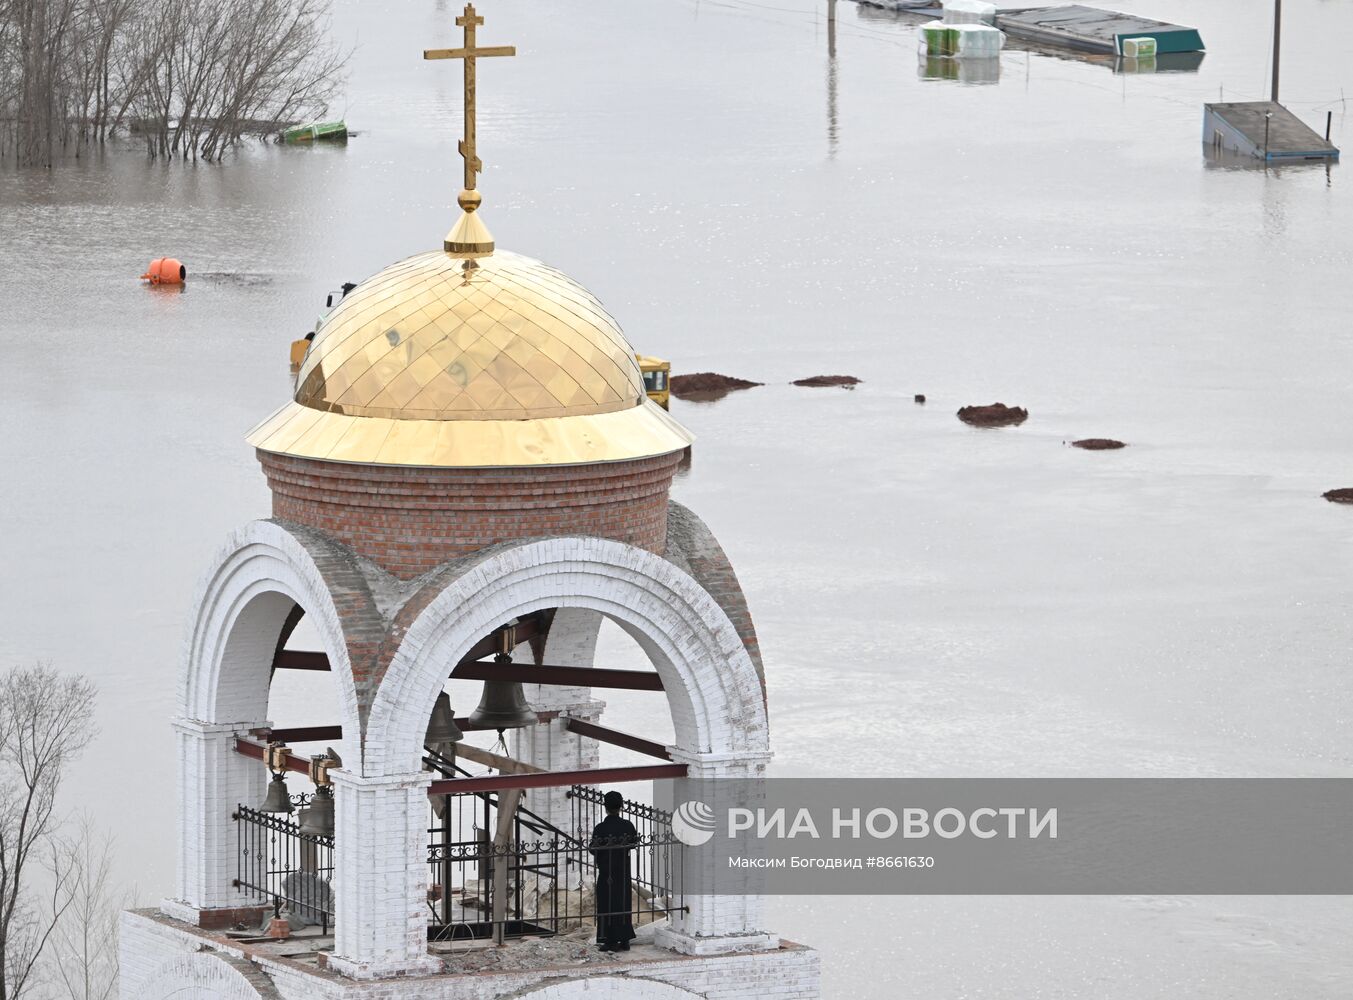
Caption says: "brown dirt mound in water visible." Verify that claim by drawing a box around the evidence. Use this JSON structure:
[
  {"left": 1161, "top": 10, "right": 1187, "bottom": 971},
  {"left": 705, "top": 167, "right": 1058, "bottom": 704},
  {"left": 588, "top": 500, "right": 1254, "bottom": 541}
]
[
  {"left": 1072, "top": 438, "right": 1126, "bottom": 450},
  {"left": 669, "top": 372, "right": 763, "bottom": 400},
  {"left": 957, "top": 403, "right": 1028, "bottom": 428},
  {"left": 792, "top": 374, "right": 862, "bottom": 387},
  {"left": 1323, "top": 488, "right": 1353, "bottom": 504}
]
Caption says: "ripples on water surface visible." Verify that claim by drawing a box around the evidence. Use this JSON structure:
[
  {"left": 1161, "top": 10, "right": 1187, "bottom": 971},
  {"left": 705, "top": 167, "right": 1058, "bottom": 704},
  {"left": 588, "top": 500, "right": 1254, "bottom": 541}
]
[{"left": 2, "top": 0, "right": 1352, "bottom": 995}]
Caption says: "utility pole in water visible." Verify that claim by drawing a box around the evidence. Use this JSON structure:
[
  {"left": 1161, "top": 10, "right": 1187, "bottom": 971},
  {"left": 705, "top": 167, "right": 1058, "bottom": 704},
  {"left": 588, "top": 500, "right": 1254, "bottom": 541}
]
[
  {"left": 1271, "top": 0, "right": 1281, "bottom": 102},
  {"left": 826, "top": 0, "right": 839, "bottom": 158}
]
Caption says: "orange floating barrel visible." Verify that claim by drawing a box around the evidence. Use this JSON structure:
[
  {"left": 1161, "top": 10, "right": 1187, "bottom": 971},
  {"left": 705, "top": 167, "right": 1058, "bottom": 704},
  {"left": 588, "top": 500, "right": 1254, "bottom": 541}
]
[{"left": 141, "top": 257, "right": 186, "bottom": 284}]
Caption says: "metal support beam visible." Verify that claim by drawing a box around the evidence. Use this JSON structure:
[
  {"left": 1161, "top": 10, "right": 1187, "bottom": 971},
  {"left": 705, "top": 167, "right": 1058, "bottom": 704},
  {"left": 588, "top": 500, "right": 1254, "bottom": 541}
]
[
  {"left": 565, "top": 717, "right": 672, "bottom": 761},
  {"left": 271, "top": 613, "right": 551, "bottom": 672},
  {"left": 273, "top": 650, "right": 330, "bottom": 671},
  {"left": 266, "top": 725, "right": 343, "bottom": 743},
  {"left": 428, "top": 762, "right": 686, "bottom": 796},
  {"left": 451, "top": 660, "right": 663, "bottom": 691},
  {"left": 261, "top": 711, "right": 561, "bottom": 746},
  {"left": 236, "top": 737, "right": 685, "bottom": 795}
]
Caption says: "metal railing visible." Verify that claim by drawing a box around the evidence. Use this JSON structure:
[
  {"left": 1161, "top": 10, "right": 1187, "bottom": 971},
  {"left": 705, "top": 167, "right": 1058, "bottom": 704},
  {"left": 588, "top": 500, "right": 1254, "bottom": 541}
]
[
  {"left": 233, "top": 778, "right": 684, "bottom": 944},
  {"left": 426, "top": 784, "right": 684, "bottom": 942},
  {"left": 233, "top": 795, "right": 334, "bottom": 934}
]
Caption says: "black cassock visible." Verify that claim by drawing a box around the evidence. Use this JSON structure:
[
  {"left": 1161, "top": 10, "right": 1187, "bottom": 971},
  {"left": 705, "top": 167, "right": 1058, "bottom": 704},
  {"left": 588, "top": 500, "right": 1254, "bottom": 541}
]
[{"left": 588, "top": 814, "right": 639, "bottom": 945}]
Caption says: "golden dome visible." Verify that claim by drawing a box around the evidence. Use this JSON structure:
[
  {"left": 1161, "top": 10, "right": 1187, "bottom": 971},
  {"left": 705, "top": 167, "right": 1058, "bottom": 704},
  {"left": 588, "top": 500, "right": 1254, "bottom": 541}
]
[{"left": 247, "top": 249, "right": 692, "bottom": 468}]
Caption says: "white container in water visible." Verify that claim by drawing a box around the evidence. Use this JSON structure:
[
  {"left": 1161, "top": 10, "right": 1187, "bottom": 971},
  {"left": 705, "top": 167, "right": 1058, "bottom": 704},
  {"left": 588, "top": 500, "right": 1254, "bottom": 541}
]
[
  {"left": 1119, "top": 36, "right": 1157, "bottom": 57},
  {"left": 954, "top": 23, "right": 1005, "bottom": 57},
  {"left": 942, "top": 0, "right": 996, "bottom": 25}
]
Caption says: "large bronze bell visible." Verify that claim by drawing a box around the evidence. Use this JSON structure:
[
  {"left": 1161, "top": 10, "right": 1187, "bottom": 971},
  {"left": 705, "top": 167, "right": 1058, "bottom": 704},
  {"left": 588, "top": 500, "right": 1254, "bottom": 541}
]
[
  {"left": 467, "top": 655, "right": 536, "bottom": 731},
  {"left": 260, "top": 772, "right": 294, "bottom": 814},
  {"left": 298, "top": 786, "right": 334, "bottom": 838}
]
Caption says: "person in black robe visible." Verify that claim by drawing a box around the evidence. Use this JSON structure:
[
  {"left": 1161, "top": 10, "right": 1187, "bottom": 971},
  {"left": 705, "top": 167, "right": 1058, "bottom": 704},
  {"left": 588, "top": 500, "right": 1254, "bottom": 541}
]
[{"left": 589, "top": 790, "right": 639, "bottom": 951}]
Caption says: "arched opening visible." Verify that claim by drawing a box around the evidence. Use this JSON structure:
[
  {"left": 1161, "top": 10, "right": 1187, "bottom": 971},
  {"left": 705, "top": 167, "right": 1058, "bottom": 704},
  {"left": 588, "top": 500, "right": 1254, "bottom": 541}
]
[
  {"left": 337, "top": 537, "right": 770, "bottom": 972},
  {"left": 172, "top": 521, "right": 362, "bottom": 926},
  {"left": 366, "top": 537, "right": 768, "bottom": 780}
]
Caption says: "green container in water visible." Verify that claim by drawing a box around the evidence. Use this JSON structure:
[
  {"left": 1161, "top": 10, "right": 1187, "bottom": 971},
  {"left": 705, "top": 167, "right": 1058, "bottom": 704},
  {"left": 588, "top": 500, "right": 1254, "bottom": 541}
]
[{"left": 921, "top": 22, "right": 955, "bottom": 56}]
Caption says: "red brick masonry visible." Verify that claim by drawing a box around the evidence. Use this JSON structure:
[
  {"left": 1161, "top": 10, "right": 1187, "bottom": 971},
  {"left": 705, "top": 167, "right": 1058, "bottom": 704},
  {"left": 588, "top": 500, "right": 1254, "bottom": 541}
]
[
  {"left": 197, "top": 904, "right": 270, "bottom": 931},
  {"left": 259, "top": 451, "right": 683, "bottom": 579}
]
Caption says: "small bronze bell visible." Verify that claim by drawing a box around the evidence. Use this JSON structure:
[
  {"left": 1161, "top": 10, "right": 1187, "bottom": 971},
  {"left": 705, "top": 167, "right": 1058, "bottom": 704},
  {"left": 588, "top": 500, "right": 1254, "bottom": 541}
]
[
  {"left": 298, "top": 786, "right": 334, "bottom": 838},
  {"left": 467, "top": 654, "right": 536, "bottom": 731},
  {"left": 425, "top": 691, "right": 464, "bottom": 761},
  {"left": 260, "top": 772, "right": 294, "bottom": 814}
]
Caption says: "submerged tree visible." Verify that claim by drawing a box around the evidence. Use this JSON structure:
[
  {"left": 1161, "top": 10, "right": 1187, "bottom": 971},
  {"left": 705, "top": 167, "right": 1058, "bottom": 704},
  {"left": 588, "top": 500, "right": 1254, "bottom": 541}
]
[
  {"left": 0, "top": 665, "right": 97, "bottom": 1000},
  {"left": 0, "top": 0, "right": 347, "bottom": 165}
]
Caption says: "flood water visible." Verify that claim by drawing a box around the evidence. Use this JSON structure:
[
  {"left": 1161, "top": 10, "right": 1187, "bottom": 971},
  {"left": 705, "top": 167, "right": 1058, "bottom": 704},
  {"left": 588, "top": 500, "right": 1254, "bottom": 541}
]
[{"left": 4, "top": 0, "right": 1353, "bottom": 995}]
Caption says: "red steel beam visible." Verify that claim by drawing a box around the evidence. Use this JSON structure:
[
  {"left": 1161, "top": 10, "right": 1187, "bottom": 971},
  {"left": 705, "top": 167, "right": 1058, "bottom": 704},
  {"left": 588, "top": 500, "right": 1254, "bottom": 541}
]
[
  {"left": 565, "top": 717, "right": 672, "bottom": 761},
  {"left": 451, "top": 660, "right": 663, "bottom": 691},
  {"left": 261, "top": 713, "right": 561, "bottom": 743},
  {"left": 264, "top": 713, "right": 666, "bottom": 751},
  {"left": 237, "top": 737, "right": 684, "bottom": 792},
  {"left": 272, "top": 615, "right": 551, "bottom": 673},
  {"left": 273, "top": 650, "right": 330, "bottom": 671},
  {"left": 428, "top": 762, "right": 686, "bottom": 796},
  {"left": 266, "top": 725, "right": 344, "bottom": 743}
]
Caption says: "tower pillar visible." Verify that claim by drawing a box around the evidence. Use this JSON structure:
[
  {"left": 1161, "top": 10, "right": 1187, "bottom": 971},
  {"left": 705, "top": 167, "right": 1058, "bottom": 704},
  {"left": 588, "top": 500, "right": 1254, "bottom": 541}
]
[
  {"left": 511, "top": 701, "right": 604, "bottom": 834},
  {"left": 326, "top": 768, "right": 443, "bottom": 980},
  {"left": 511, "top": 607, "right": 606, "bottom": 834},
  {"left": 162, "top": 717, "right": 269, "bottom": 927},
  {"left": 656, "top": 748, "right": 779, "bottom": 956}
]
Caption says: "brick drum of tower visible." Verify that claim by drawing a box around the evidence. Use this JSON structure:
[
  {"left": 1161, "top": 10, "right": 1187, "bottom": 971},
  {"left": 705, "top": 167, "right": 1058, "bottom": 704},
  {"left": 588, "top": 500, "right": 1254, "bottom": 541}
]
[{"left": 258, "top": 451, "right": 683, "bottom": 578}]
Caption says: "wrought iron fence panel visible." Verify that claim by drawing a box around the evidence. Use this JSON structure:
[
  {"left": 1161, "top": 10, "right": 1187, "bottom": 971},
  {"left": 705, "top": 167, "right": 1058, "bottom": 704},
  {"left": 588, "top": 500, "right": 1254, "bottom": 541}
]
[
  {"left": 234, "top": 799, "right": 334, "bottom": 934},
  {"left": 426, "top": 785, "right": 684, "bottom": 942},
  {"left": 232, "top": 784, "right": 682, "bottom": 943}
]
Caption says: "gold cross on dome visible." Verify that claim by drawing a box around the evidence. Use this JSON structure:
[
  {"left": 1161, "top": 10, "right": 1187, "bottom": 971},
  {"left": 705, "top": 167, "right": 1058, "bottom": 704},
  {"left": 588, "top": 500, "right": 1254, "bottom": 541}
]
[{"left": 424, "top": 3, "right": 516, "bottom": 194}]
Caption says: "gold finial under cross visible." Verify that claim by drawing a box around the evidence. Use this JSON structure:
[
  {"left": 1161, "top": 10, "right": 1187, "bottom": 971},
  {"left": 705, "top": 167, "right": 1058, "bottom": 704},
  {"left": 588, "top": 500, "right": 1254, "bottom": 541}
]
[{"left": 424, "top": 3, "right": 516, "bottom": 257}]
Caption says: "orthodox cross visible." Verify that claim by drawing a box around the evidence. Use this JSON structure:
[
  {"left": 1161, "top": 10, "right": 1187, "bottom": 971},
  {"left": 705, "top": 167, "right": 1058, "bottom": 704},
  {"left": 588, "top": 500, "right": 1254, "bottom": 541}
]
[{"left": 424, "top": 3, "right": 516, "bottom": 193}]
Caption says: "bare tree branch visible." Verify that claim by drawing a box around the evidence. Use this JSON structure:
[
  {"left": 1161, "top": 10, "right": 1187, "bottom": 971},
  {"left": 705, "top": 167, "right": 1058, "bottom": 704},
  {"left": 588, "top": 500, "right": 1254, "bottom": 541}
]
[
  {"left": 0, "top": 664, "right": 97, "bottom": 1000},
  {"left": 48, "top": 817, "right": 125, "bottom": 1000}
]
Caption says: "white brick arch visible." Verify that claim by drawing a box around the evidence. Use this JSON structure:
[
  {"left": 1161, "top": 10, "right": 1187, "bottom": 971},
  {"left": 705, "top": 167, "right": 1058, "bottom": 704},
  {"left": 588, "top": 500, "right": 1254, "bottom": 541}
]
[
  {"left": 171, "top": 520, "right": 362, "bottom": 916},
  {"left": 506, "top": 977, "right": 703, "bottom": 998},
  {"left": 364, "top": 536, "right": 769, "bottom": 777},
  {"left": 138, "top": 952, "right": 279, "bottom": 1000},
  {"left": 181, "top": 518, "right": 359, "bottom": 743}
]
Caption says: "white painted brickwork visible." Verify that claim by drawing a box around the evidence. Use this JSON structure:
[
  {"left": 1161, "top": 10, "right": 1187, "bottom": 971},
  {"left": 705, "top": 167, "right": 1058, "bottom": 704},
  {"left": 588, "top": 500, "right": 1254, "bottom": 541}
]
[
  {"left": 510, "top": 712, "right": 602, "bottom": 834},
  {"left": 503, "top": 981, "right": 702, "bottom": 999},
  {"left": 121, "top": 911, "right": 819, "bottom": 1000},
  {"left": 170, "top": 718, "right": 268, "bottom": 912},
  {"left": 137, "top": 524, "right": 818, "bottom": 994},
  {"left": 512, "top": 607, "right": 605, "bottom": 832},
  {"left": 327, "top": 769, "right": 444, "bottom": 980},
  {"left": 180, "top": 521, "right": 362, "bottom": 755},
  {"left": 120, "top": 913, "right": 282, "bottom": 1000},
  {"left": 658, "top": 749, "right": 775, "bottom": 953},
  {"left": 171, "top": 522, "right": 368, "bottom": 921}
]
